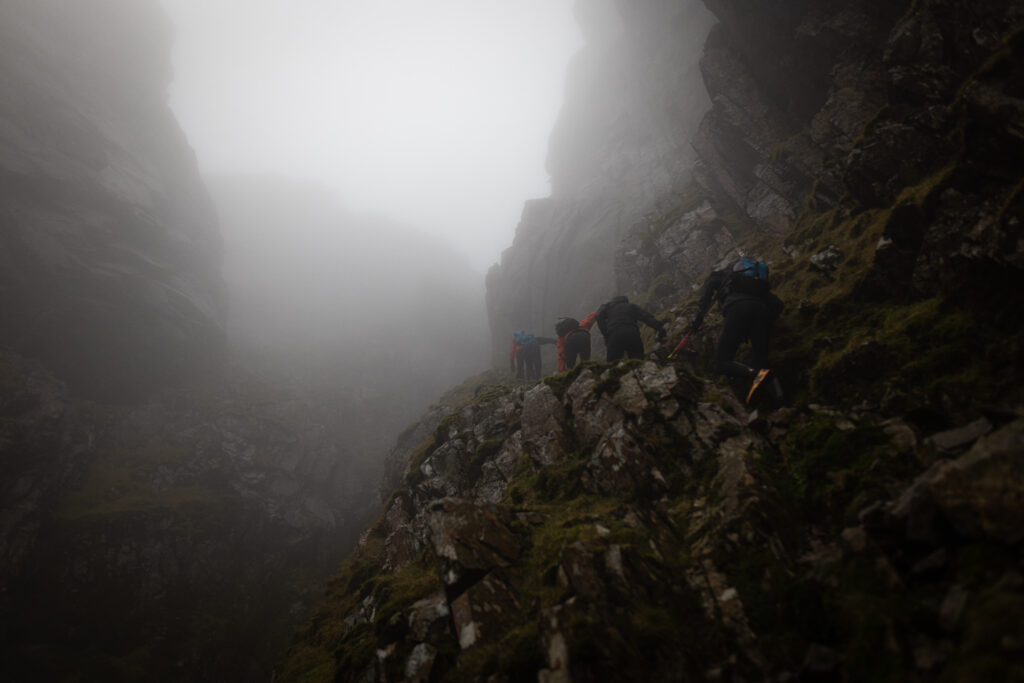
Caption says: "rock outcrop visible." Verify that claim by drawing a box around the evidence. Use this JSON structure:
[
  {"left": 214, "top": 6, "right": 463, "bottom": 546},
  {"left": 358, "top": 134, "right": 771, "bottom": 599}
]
[
  {"left": 283, "top": 355, "right": 1023, "bottom": 681},
  {"left": 0, "top": 0, "right": 225, "bottom": 402},
  {"left": 285, "top": 0, "right": 1024, "bottom": 680}
]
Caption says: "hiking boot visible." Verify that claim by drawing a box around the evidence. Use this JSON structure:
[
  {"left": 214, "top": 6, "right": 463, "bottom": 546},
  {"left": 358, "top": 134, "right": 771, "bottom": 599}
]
[{"left": 746, "top": 368, "right": 772, "bottom": 404}]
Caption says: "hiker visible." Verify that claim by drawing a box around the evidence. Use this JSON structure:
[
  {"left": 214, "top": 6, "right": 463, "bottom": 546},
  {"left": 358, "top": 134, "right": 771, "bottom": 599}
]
[
  {"left": 690, "top": 257, "right": 785, "bottom": 405},
  {"left": 594, "top": 296, "right": 667, "bottom": 361},
  {"left": 554, "top": 312, "right": 597, "bottom": 372},
  {"left": 509, "top": 330, "right": 556, "bottom": 380}
]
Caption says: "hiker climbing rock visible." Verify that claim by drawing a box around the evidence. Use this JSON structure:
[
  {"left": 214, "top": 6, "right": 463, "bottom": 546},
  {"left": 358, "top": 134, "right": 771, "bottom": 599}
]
[
  {"left": 595, "top": 296, "right": 667, "bottom": 362},
  {"left": 509, "top": 330, "right": 556, "bottom": 380},
  {"left": 554, "top": 312, "right": 597, "bottom": 372},
  {"left": 690, "top": 257, "right": 785, "bottom": 406}
]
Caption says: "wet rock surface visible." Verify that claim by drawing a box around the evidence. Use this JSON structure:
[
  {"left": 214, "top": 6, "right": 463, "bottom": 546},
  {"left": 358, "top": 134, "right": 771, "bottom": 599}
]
[
  {"left": 285, "top": 0, "right": 1024, "bottom": 680},
  {"left": 282, "top": 349, "right": 1022, "bottom": 681}
]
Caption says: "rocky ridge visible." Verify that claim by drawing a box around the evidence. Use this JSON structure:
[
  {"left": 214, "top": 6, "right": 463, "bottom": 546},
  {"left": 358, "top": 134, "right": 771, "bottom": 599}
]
[
  {"left": 282, "top": 0, "right": 1023, "bottom": 680},
  {"left": 282, "top": 358, "right": 1022, "bottom": 681}
]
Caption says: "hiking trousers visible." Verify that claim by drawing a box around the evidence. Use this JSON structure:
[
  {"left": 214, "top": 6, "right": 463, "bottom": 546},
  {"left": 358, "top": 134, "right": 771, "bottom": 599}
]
[
  {"left": 517, "top": 345, "right": 542, "bottom": 380},
  {"left": 564, "top": 330, "right": 591, "bottom": 368},
  {"left": 605, "top": 327, "right": 644, "bottom": 362},
  {"left": 715, "top": 298, "right": 772, "bottom": 378}
]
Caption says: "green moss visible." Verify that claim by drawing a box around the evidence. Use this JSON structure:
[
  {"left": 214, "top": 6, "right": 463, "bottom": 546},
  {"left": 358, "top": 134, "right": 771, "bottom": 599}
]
[
  {"left": 280, "top": 542, "right": 444, "bottom": 683},
  {"left": 761, "top": 413, "right": 912, "bottom": 530},
  {"left": 58, "top": 443, "right": 222, "bottom": 520},
  {"left": 403, "top": 435, "right": 442, "bottom": 488},
  {"left": 593, "top": 358, "right": 644, "bottom": 397},
  {"left": 540, "top": 360, "right": 599, "bottom": 399},
  {"left": 713, "top": 543, "right": 836, "bottom": 668},
  {"left": 498, "top": 622, "right": 545, "bottom": 680}
]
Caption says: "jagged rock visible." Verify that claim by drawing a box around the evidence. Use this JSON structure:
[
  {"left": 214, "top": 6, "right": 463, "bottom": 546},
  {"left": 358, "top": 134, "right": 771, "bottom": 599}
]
[
  {"left": 569, "top": 369, "right": 627, "bottom": 445},
  {"left": 557, "top": 542, "right": 606, "bottom": 601},
  {"left": 380, "top": 405, "right": 451, "bottom": 501},
  {"left": 882, "top": 417, "right": 919, "bottom": 457},
  {"left": 926, "top": 419, "right": 1024, "bottom": 543},
  {"left": 407, "top": 591, "right": 451, "bottom": 643},
  {"left": 810, "top": 244, "right": 844, "bottom": 273},
  {"left": 924, "top": 416, "right": 993, "bottom": 457},
  {"left": 521, "top": 383, "right": 569, "bottom": 464},
  {"left": 450, "top": 570, "right": 522, "bottom": 649},
  {"left": 473, "top": 431, "right": 524, "bottom": 504},
  {"left": 283, "top": 1, "right": 1024, "bottom": 680},
  {"left": 404, "top": 643, "right": 438, "bottom": 682},
  {"left": 889, "top": 419, "right": 1024, "bottom": 543},
  {"left": 538, "top": 602, "right": 573, "bottom": 683},
  {"left": 426, "top": 499, "right": 520, "bottom": 592},
  {"left": 384, "top": 525, "right": 421, "bottom": 573},
  {"left": 582, "top": 423, "right": 666, "bottom": 497}
]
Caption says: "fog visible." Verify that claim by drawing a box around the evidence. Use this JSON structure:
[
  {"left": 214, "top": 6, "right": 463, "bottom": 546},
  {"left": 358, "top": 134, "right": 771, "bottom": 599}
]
[
  {"left": 160, "top": 0, "right": 583, "bottom": 270},
  {"left": 207, "top": 173, "right": 491, "bottom": 469}
]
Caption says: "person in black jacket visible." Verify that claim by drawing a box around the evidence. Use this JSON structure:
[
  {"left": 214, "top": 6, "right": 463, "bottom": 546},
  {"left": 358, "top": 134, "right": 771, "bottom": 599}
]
[
  {"left": 691, "top": 258, "right": 784, "bottom": 404},
  {"left": 595, "top": 296, "right": 667, "bottom": 361}
]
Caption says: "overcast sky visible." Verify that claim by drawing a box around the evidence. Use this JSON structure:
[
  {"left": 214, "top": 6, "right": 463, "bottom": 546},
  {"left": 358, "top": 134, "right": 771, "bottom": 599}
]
[{"left": 160, "top": 0, "right": 582, "bottom": 270}]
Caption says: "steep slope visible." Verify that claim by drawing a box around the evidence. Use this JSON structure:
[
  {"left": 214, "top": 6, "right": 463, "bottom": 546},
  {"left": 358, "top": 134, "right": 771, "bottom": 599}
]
[{"left": 282, "top": 0, "right": 1023, "bottom": 681}]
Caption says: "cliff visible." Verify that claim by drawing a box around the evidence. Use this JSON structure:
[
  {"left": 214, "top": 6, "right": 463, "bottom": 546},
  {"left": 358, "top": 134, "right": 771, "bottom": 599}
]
[
  {"left": 282, "top": 0, "right": 1024, "bottom": 680},
  {"left": 0, "top": 0, "right": 225, "bottom": 403},
  {"left": 0, "top": 3, "right": 485, "bottom": 681},
  {"left": 485, "top": 0, "right": 716, "bottom": 364}
]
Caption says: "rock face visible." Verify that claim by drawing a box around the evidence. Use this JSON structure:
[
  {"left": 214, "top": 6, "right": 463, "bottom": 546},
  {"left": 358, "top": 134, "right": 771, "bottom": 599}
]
[
  {"left": 285, "top": 0, "right": 1024, "bottom": 680},
  {"left": 0, "top": 0, "right": 225, "bottom": 402},
  {"left": 0, "top": 351, "right": 377, "bottom": 682},
  {"left": 485, "top": 0, "right": 716, "bottom": 363},
  {"left": 0, "top": 3, "right": 378, "bottom": 681}
]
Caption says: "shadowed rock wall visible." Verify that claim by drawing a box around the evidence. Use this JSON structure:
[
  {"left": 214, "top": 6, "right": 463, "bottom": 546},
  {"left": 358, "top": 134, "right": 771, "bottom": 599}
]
[{"left": 0, "top": 0, "right": 225, "bottom": 402}]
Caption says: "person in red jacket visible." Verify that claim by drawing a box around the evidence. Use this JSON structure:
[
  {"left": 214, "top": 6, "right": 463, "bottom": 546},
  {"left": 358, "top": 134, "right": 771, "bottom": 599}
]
[{"left": 554, "top": 312, "right": 597, "bottom": 372}]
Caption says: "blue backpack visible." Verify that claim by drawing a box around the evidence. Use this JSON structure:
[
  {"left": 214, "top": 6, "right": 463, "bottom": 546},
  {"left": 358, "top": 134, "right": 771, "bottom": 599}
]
[
  {"left": 514, "top": 331, "right": 536, "bottom": 346},
  {"left": 728, "top": 257, "right": 771, "bottom": 295}
]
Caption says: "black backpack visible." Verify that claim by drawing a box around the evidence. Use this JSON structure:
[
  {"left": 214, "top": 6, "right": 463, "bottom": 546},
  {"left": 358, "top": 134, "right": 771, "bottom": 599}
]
[
  {"left": 727, "top": 257, "right": 771, "bottom": 296},
  {"left": 555, "top": 317, "right": 579, "bottom": 338}
]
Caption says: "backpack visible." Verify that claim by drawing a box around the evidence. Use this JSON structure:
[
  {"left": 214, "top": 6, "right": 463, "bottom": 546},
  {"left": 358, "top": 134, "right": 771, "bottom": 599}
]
[
  {"left": 555, "top": 317, "right": 579, "bottom": 338},
  {"left": 727, "top": 257, "right": 771, "bottom": 296}
]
